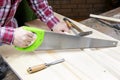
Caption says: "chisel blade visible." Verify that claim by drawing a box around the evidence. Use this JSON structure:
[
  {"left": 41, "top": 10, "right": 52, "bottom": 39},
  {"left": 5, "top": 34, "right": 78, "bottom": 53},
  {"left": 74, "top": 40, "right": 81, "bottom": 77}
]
[{"left": 46, "top": 58, "right": 65, "bottom": 66}]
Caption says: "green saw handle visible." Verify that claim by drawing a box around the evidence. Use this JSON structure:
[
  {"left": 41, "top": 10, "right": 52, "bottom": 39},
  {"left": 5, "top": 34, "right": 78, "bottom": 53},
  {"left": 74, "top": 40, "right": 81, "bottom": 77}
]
[{"left": 15, "top": 26, "right": 45, "bottom": 52}]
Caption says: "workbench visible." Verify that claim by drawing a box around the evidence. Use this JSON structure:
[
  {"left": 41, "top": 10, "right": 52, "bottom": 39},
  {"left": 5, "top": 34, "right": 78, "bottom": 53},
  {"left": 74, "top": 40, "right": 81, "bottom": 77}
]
[{"left": 2, "top": 7, "right": 120, "bottom": 80}]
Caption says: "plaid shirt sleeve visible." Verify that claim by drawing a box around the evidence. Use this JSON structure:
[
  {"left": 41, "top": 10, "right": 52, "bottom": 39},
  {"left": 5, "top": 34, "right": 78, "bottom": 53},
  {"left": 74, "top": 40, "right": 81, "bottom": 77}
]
[
  {"left": 0, "top": 0, "right": 17, "bottom": 45},
  {"left": 0, "top": 27, "right": 14, "bottom": 45},
  {"left": 28, "top": 0, "right": 60, "bottom": 29}
]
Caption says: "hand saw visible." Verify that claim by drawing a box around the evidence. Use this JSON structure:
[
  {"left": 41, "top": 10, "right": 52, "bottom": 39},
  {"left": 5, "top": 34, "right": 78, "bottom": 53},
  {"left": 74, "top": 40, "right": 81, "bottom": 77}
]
[{"left": 15, "top": 26, "right": 118, "bottom": 52}]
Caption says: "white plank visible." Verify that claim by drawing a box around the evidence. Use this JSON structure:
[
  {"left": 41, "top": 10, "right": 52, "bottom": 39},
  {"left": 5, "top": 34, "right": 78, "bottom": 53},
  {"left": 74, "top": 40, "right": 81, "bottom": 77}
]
[
  {"left": 90, "top": 14, "right": 120, "bottom": 23},
  {"left": 84, "top": 48, "right": 120, "bottom": 79}
]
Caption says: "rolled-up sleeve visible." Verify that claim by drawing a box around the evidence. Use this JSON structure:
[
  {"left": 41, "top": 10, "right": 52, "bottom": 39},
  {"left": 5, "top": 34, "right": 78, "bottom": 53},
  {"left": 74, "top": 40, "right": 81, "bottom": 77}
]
[{"left": 28, "top": 0, "right": 60, "bottom": 29}]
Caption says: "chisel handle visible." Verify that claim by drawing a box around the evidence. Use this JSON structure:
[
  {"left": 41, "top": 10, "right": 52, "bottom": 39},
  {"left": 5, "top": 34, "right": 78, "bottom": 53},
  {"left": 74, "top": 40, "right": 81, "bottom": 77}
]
[
  {"left": 64, "top": 19, "right": 73, "bottom": 28},
  {"left": 27, "top": 64, "right": 47, "bottom": 74},
  {"left": 63, "top": 18, "right": 83, "bottom": 32}
]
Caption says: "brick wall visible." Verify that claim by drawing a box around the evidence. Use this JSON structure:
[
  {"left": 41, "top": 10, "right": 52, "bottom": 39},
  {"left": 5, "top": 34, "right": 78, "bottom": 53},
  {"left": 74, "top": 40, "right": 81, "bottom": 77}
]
[{"left": 48, "top": 0, "right": 112, "bottom": 20}]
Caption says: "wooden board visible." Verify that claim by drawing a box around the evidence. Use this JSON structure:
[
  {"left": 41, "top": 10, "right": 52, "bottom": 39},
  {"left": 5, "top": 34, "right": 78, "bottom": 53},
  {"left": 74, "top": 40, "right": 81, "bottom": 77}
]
[{"left": 0, "top": 13, "right": 120, "bottom": 80}]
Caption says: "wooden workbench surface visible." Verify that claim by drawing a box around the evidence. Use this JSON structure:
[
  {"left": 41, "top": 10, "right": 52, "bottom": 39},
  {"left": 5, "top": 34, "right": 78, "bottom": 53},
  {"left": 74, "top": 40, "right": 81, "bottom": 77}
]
[{"left": 1, "top": 8, "right": 120, "bottom": 80}]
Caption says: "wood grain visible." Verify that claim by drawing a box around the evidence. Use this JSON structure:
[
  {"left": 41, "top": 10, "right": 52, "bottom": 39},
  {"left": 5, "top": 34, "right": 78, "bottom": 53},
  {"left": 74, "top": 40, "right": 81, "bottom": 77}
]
[{"left": 0, "top": 12, "right": 120, "bottom": 80}]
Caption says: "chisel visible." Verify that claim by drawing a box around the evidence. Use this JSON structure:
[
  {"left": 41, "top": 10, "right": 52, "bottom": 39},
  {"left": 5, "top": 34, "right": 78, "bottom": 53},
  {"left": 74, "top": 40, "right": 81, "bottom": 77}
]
[
  {"left": 27, "top": 58, "right": 65, "bottom": 74},
  {"left": 63, "top": 18, "right": 79, "bottom": 34},
  {"left": 63, "top": 18, "right": 92, "bottom": 36},
  {"left": 63, "top": 18, "right": 83, "bottom": 32},
  {"left": 95, "top": 18, "right": 120, "bottom": 30}
]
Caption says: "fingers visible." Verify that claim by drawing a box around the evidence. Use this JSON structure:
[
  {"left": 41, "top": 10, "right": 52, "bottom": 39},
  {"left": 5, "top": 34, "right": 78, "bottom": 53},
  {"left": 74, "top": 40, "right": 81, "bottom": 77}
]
[
  {"left": 52, "top": 22, "right": 70, "bottom": 34},
  {"left": 56, "top": 27, "right": 70, "bottom": 34},
  {"left": 62, "top": 26, "right": 70, "bottom": 32},
  {"left": 59, "top": 22, "right": 70, "bottom": 33},
  {"left": 27, "top": 31, "right": 34, "bottom": 38},
  {"left": 24, "top": 35, "right": 36, "bottom": 47},
  {"left": 25, "top": 35, "right": 34, "bottom": 42},
  {"left": 20, "top": 34, "right": 34, "bottom": 47},
  {"left": 24, "top": 41, "right": 32, "bottom": 47},
  {"left": 13, "top": 27, "right": 35, "bottom": 48}
]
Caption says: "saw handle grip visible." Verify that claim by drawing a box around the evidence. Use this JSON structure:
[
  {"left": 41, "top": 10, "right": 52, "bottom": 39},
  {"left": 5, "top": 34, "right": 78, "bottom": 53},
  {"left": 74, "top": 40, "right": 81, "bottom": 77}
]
[
  {"left": 27, "top": 64, "right": 47, "bottom": 74},
  {"left": 15, "top": 26, "right": 45, "bottom": 52}
]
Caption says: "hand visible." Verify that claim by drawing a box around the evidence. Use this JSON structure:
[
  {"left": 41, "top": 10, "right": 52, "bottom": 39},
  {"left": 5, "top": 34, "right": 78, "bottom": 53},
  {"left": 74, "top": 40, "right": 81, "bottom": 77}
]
[
  {"left": 52, "top": 21, "right": 70, "bottom": 33},
  {"left": 13, "top": 27, "right": 34, "bottom": 48}
]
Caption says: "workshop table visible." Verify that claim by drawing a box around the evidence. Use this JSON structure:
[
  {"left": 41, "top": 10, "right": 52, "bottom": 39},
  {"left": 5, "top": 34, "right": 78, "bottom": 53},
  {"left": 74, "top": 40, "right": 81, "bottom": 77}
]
[{"left": 2, "top": 7, "right": 120, "bottom": 80}]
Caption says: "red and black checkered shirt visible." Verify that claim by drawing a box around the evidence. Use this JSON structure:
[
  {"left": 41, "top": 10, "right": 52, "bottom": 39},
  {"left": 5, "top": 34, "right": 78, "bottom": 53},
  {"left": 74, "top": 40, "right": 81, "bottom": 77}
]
[{"left": 0, "top": 0, "right": 59, "bottom": 45}]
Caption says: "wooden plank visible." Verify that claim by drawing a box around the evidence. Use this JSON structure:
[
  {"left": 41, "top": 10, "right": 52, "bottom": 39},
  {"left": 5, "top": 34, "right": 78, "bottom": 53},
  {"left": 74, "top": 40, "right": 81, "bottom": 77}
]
[
  {"left": 90, "top": 14, "right": 120, "bottom": 23},
  {"left": 0, "top": 12, "right": 120, "bottom": 80}
]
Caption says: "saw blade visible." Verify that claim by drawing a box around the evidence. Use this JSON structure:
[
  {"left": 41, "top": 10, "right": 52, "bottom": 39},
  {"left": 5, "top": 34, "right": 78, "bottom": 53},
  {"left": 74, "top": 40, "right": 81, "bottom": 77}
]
[{"left": 36, "top": 31, "right": 117, "bottom": 50}]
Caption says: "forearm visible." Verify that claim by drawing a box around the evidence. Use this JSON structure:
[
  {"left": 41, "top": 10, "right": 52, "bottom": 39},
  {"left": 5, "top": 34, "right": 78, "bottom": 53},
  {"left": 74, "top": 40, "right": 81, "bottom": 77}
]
[
  {"left": 28, "top": 0, "right": 60, "bottom": 29},
  {"left": 0, "top": 27, "right": 15, "bottom": 45}
]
